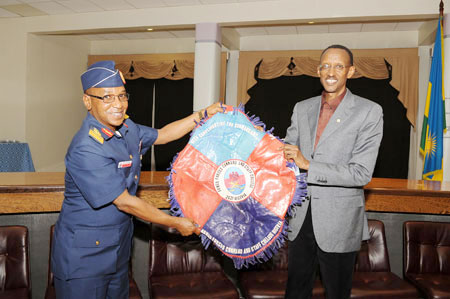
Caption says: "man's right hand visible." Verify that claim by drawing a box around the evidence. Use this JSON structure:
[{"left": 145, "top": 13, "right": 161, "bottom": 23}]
[
  {"left": 113, "top": 190, "right": 201, "bottom": 236},
  {"left": 282, "top": 144, "right": 310, "bottom": 170},
  {"left": 174, "top": 217, "right": 201, "bottom": 236}
]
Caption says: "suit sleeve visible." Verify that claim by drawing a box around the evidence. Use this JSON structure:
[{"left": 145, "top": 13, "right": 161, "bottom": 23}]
[
  {"left": 307, "top": 104, "right": 383, "bottom": 187},
  {"left": 285, "top": 103, "right": 300, "bottom": 146}
]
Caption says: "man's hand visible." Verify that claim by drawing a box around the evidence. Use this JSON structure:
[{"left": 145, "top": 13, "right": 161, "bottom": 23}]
[
  {"left": 282, "top": 144, "right": 310, "bottom": 170},
  {"left": 200, "top": 102, "right": 225, "bottom": 119},
  {"left": 114, "top": 190, "right": 201, "bottom": 236},
  {"left": 174, "top": 217, "right": 201, "bottom": 236}
]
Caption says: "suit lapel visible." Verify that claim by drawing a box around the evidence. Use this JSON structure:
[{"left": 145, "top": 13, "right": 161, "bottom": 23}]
[
  {"left": 308, "top": 97, "right": 321, "bottom": 151},
  {"left": 315, "top": 90, "right": 355, "bottom": 149}
]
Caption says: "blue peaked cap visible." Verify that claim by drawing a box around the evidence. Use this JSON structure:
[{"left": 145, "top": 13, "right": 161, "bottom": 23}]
[{"left": 81, "top": 60, "right": 125, "bottom": 92}]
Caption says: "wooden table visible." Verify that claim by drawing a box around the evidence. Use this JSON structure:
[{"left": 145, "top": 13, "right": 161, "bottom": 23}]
[
  {"left": 364, "top": 178, "right": 450, "bottom": 214},
  {"left": 1, "top": 172, "right": 449, "bottom": 215}
]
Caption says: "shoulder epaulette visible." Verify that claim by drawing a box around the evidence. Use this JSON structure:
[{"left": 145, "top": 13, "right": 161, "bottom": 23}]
[{"left": 88, "top": 126, "right": 104, "bottom": 144}]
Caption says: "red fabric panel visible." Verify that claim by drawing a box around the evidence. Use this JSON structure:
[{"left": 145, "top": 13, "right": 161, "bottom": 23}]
[
  {"left": 247, "top": 134, "right": 296, "bottom": 219},
  {"left": 172, "top": 144, "right": 221, "bottom": 228}
]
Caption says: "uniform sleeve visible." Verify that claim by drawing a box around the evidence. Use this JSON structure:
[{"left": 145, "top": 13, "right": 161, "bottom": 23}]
[
  {"left": 137, "top": 124, "right": 158, "bottom": 155},
  {"left": 66, "top": 144, "right": 126, "bottom": 209}
]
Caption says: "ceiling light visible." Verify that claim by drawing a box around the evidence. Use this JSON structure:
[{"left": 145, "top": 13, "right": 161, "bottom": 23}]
[
  {"left": 147, "top": 28, "right": 153, "bottom": 31},
  {"left": 308, "top": 21, "right": 315, "bottom": 24}
]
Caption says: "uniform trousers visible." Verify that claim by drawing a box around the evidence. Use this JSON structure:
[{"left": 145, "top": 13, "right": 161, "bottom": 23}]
[
  {"left": 285, "top": 204, "right": 357, "bottom": 299},
  {"left": 54, "top": 260, "right": 129, "bottom": 299}
]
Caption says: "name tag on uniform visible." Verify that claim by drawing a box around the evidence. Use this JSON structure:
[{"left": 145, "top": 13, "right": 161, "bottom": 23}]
[{"left": 118, "top": 160, "right": 132, "bottom": 168}]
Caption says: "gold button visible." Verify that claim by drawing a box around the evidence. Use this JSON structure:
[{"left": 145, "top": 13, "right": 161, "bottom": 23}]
[
  {"left": 95, "top": 241, "right": 100, "bottom": 246},
  {"left": 135, "top": 175, "right": 138, "bottom": 180},
  {"left": 129, "top": 155, "right": 133, "bottom": 159}
]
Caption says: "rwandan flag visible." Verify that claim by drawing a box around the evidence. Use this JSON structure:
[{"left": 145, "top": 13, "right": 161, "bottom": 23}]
[{"left": 420, "top": 16, "right": 446, "bottom": 181}]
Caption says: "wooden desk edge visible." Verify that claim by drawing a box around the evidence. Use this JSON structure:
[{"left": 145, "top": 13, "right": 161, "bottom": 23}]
[{"left": 1, "top": 174, "right": 450, "bottom": 215}]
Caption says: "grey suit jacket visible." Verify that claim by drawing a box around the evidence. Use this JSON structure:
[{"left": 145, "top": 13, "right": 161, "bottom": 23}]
[{"left": 285, "top": 89, "right": 383, "bottom": 253}]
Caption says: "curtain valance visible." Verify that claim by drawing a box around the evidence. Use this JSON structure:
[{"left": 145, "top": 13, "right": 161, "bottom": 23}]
[
  {"left": 115, "top": 59, "right": 195, "bottom": 80},
  {"left": 238, "top": 49, "right": 418, "bottom": 126},
  {"left": 88, "top": 53, "right": 227, "bottom": 100}
]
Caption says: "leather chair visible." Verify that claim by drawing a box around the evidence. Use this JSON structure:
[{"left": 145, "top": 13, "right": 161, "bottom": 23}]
[
  {"left": 44, "top": 225, "right": 142, "bottom": 299},
  {"left": 0, "top": 225, "right": 31, "bottom": 299},
  {"left": 351, "top": 219, "right": 420, "bottom": 298},
  {"left": 240, "top": 220, "right": 420, "bottom": 299},
  {"left": 239, "top": 242, "right": 325, "bottom": 299},
  {"left": 404, "top": 221, "right": 450, "bottom": 299},
  {"left": 148, "top": 223, "right": 239, "bottom": 299}
]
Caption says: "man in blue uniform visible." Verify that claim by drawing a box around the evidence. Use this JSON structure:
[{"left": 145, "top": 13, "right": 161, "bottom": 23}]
[{"left": 52, "top": 60, "right": 223, "bottom": 299}]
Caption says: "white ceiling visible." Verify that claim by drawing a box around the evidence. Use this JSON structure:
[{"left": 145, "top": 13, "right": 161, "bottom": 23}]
[
  {"left": 0, "top": 0, "right": 271, "bottom": 17},
  {"left": 0, "top": 0, "right": 428, "bottom": 40},
  {"left": 237, "top": 22, "right": 425, "bottom": 36},
  {"left": 79, "top": 21, "right": 425, "bottom": 41}
]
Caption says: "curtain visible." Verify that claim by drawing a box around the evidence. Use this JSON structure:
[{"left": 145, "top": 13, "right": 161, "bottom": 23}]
[
  {"left": 125, "top": 78, "right": 156, "bottom": 171},
  {"left": 154, "top": 78, "right": 194, "bottom": 171},
  {"left": 238, "top": 49, "right": 419, "bottom": 126},
  {"left": 125, "top": 78, "right": 194, "bottom": 171},
  {"left": 116, "top": 60, "right": 194, "bottom": 80},
  {"left": 347, "top": 77, "right": 410, "bottom": 179},
  {"left": 245, "top": 75, "right": 323, "bottom": 138}
]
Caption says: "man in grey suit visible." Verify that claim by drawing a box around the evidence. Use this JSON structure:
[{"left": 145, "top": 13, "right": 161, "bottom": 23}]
[{"left": 283, "top": 45, "right": 383, "bottom": 299}]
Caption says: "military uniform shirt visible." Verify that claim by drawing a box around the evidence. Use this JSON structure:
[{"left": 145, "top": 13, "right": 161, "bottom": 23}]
[{"left": 51, "top": 112, "right": 158, "bottom": 280}]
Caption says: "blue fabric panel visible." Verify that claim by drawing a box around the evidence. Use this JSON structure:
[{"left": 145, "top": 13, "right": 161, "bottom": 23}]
[
  {"left": 202, "top": 196, "right": 281, "bottom": 258},
  {"left": 189, "top": 112, "right": 265, "bottom": 165}
]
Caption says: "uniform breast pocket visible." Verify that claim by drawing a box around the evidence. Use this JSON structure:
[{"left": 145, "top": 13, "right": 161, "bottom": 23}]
[{"left": 117, "top": 160, "right": 133, "bottom": 177}]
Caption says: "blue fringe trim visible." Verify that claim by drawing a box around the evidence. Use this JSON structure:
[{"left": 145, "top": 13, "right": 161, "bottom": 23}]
[
  {"left": 166, "top": 152, "right": 185, "bottom": 218},
  {"left": 287, "top": 169, "right": 308, "bottom": 218},
  {"left": 200, "top": 231, "right": 212, "bottom": 250},
  {"left": 192, "top": 109, "right": 208, "bottom": 130},
  {"left": 191, "top": 103, "right": 227, "bottom": 136}
]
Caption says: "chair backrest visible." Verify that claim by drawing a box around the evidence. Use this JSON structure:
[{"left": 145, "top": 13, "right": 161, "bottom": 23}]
[
  {"left": 241, "top": 241, "right": 289, "bottom": 272},
  {"left": 404, "top": 221, "right": 450, "bottom": 275},
  {"left": 355, "top": 219, "right": 391, "bottom": 272},
  {"left": 0, "top": 225, "right": 31, "bottom": 294},
  {"left": 148, "top": 224, "right": 223, "bottom": 278}
]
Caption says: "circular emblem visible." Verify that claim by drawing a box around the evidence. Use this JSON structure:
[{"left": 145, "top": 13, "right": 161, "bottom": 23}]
[{"left": 214, "top": 159, "right": 255, "bottom": 203}]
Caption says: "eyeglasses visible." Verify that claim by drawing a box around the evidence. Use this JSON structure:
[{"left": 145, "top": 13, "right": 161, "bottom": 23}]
[
  {"left": 318, "top": 64, "right": 350, "bottom": 73},
  {"left": 86, "top": 93, "right": 130, "bottom": 103}
]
